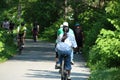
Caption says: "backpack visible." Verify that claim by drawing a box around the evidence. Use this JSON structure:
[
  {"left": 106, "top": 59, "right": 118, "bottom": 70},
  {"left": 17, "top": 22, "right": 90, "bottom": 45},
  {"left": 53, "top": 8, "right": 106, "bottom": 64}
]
[{"left": 56, "top": 42, "right": 71, "bottom": 52}]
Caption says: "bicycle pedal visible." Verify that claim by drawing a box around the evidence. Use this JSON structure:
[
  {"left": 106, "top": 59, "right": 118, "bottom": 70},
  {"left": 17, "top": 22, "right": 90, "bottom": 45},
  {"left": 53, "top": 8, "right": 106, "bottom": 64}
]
[
  {"left": 59, "top": 69, "right": 61, "bottom": 74},
  {"left": 55, "top": 64, "right": 61, "bottom": 69}
]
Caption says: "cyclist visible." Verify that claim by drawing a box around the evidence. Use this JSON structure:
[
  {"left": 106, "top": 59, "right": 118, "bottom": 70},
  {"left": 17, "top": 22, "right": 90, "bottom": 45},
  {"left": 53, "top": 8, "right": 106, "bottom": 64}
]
[
  {"left": 55, "top": 22, "right": 75, "bottom": 67},
  {"left": 17, "top": 22, "right": 27, "bottom": 48},
  {"left": 32, "top": 21, "right": 39, "bottom": 42},
  {"left": 56, "top": 22, "right": 77, "bottom": 80}
]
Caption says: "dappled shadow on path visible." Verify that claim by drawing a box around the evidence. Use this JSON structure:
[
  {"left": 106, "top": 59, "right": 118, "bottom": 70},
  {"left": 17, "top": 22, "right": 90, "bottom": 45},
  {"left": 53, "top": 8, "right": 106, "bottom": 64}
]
[
  {"left": 25, "top": 69, "right": 89, "bottom": 80},
  {"left": 10, "top": 39, "right": 90, "bottom": 80},
  {"left": 25, "top": 69, "right": 60, "bottom": 79},
  {"left": 10, "top": 40, "right": 56, "bottom": 62}
]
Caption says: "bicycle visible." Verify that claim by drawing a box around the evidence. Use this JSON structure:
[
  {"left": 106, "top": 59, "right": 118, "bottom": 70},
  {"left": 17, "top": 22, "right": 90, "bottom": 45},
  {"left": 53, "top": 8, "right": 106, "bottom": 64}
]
[
  {"left": 18, "top": 37, "right": 24, "bottom": 55},
  {"left": 60, "top": 54, "right": 69, "bottom": 80}
]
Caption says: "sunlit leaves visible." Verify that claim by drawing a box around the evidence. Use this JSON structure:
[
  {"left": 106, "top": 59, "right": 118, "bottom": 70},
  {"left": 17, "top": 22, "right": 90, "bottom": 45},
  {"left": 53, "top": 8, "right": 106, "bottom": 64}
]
[
  {"left": 89, "top": 28, "right": 120, "bottom": 69},
  {"left": 105, "top": 1, "right": 120, "bottom": 15},
  {"left": 107, "top": 18, "right": 120, "bottom": 31},
  {"left": 0, "top": 41, "right": 4, "bottom": 52}
]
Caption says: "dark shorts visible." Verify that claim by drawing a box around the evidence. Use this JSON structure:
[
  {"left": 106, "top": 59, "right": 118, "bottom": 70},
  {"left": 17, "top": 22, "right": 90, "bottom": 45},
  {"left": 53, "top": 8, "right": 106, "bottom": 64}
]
[
  {"left": 56, "top": 52, "right": 58, "bottom": 58},
  {"left": 18, "top": 33, "right": 24, "bottom": 39},
  {"left": 33, "top": 30, "right": 38, "bottom": 36},
  {"left": 9, "top": 27, "right": 14, "bottom": 30}
]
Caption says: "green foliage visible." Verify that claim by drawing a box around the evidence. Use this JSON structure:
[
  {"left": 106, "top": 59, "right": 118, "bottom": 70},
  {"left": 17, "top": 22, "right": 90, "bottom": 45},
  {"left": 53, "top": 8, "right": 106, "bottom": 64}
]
[
  {"left": 23, "top": 0, "right": 63, "bottom": 33},
  {"left": 88, "top": 0, "right": 120, "bottom": 70},
  {"left": 42, "top": 18, "right": 64, "bottom": 42},
  {"left": 0, "top": 29, "right": 17, "bottom": 62},
  {"left": 77, "top": 8, "right": 108, "bottom": 59},
  {"left": 105, "top": 1, "right": 120, "bottom": 31},
  {"left": 70, "top": 1, "right": 120, "bottom": 80},
  {"left": 89, "top": 68, "right": 120, "bottom": 80},
  {"left": 89, "top": 29, "right": 120, "bottom": 70}
]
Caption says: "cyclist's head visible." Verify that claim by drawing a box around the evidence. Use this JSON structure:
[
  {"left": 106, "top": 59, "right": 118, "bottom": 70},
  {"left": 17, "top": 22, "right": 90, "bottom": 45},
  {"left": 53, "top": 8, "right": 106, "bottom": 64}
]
[
  {"left": 21, "top": 22, "right": 25, "bottom": 26},
  {"left": 63, "top": 26, "right": 69, "bottom": 33},
  {"left": 63, "top": 22, "right": 68, "bottom": 27},
  {"left": 61, "top": 26, "right": 69, "bottom": 42}
]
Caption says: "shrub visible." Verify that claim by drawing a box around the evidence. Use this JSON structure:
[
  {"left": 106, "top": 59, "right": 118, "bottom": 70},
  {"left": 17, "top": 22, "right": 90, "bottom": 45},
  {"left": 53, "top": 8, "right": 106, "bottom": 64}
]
[
  {"left": 89, "top": 68, "right": 120, "bottom": 80},
  {"left": 89, "top": 29, "right": 120, "bottom": 70}
]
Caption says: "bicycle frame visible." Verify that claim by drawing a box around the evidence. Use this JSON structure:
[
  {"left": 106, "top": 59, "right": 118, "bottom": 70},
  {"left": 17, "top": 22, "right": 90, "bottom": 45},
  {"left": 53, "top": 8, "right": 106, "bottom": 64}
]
[
  {"left": 18, "top": 37, "right": 23, "bottom": 55},
  {"left": 61, "top": 54, "right": 68, "bottom": 80}
]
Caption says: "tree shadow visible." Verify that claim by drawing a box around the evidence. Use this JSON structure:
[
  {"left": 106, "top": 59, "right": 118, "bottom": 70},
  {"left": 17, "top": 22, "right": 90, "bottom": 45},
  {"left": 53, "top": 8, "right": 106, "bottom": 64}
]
[
  {"left": 25, "top": 69, "right": 89, "bottom": 80},
  {"left": 10, "top": 40, "right": 56, "bottom": 62}
]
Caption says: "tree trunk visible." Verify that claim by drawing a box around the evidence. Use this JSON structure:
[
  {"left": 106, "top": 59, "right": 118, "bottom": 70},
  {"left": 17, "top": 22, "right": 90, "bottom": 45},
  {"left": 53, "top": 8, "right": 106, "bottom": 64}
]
[{"left": 64, "top": 0, "right": 67, "bottom": 20}]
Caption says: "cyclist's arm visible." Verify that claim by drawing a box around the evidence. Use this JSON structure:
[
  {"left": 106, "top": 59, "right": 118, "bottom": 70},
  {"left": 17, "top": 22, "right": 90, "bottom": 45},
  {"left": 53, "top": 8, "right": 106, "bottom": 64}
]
[
  {"left": 37, "top": 25, "right": 39, "bottom": 32},
  {"left": 23, "top": 27, "right": 27, "bottom": 38}
]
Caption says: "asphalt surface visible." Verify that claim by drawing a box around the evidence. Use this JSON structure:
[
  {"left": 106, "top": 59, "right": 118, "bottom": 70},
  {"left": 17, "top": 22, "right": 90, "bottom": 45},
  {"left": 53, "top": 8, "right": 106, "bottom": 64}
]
[{"left": 0, "top": 39, "right": 90, "bottom": 80}]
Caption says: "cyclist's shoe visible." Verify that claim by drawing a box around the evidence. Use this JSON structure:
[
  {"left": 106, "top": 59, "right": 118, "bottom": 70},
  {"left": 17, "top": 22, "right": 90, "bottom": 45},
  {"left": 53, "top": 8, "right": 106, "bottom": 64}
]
[
  {"left": 55, "top": 64, "right": 61, "bottom": 69},
  {"left": 71, "top": 60, "right": 74, "bottom": 65},
  {"left": 67, "top": 76, "right": 71, "bottom": 80},
  {"left": 79, "top": 51, "right": 82, "bottom": 54},
  {"left": 22, "top": 44, "right": 24, "bottom": 48},
  {"left": 59, "top": 69, "right": 61, "bottom": 74}
]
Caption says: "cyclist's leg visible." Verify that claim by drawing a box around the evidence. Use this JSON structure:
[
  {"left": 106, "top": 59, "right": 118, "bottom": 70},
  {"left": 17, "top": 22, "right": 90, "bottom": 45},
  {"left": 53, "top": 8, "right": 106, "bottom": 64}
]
[
  {"left": 56, "top": 50, "right": 64, "bottom": 68},
  {"left": 17, "top": 34, "right": 21, "bottom": 47},
  {"left": 55, "top": 52, "right": 60, "bottom": 69},
  {"left": 22, "top": 32, "right": 26, "bottom": 45},
  {"left": 36, "top": 31, "right": 38, "bottom": 40},
  {"left": 65, "top": 50, "right": 72, "bottom": 79},
  {"left": 55, "top": 51, "right": 59, "bottom": 63},
  {"left": 33, "top": 30, "right": 37, "bottom": 42}
]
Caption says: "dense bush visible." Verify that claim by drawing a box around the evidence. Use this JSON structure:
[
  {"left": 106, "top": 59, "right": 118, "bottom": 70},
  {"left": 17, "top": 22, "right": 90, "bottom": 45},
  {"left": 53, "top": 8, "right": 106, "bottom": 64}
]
[
  {"left": 0, "top": 29, "right": 17, "bottom": 62},
  {"left": 41, "top": 18, "right": 64, "bottom": 42},
  {"left": 89, "top": 68, "right": 120, "bottom": 80},
  {"left": 89, "top": 29, "right": 120, "bottom": 69},
  {"left": 88, "top": 1, "right": 120, "bottom": 79},
  {"left": 76, "top": 8, "right": 108, "bottom": 59}
]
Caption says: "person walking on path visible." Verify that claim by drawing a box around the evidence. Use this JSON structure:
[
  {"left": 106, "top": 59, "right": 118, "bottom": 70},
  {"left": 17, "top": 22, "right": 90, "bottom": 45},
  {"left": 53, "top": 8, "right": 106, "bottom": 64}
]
[{"left": 74, "top": 23, "right": 84, "bottom": 54}]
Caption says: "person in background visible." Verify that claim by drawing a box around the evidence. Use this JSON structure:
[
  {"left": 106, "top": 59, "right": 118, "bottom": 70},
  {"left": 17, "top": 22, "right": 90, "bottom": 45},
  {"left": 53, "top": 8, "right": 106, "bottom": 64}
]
[
  {"left": 74, "top": 23, "right": 84, "bottom": 54},
  {"left": 2, "top": 19, "right": 10, "bottom": 30},
  {"left": 32, "top": 21, "right": 39, "bottom": 42}
]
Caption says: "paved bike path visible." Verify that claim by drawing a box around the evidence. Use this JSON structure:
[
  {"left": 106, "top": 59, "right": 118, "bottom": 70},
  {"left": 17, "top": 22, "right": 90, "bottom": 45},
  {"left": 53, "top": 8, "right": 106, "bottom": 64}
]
[{"left": 0, "top": 39, "right": 90, "bottom": 80}]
